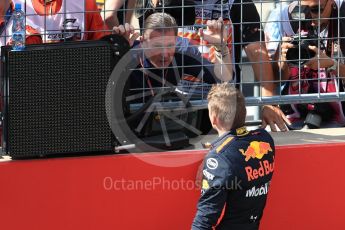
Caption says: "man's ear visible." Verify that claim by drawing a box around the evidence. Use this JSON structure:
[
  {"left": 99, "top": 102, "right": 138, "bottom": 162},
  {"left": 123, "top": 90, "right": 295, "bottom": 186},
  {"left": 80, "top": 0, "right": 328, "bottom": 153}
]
[{"left": 209, "top": 112, "right": 218, "bottom": 127}]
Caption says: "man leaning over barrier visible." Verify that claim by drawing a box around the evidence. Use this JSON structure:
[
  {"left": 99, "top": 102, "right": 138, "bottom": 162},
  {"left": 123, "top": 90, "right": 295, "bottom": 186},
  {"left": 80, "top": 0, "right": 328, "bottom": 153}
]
[
  {"left": 113, "top": 12, "right": 233, "bottom": 93},
  {"left": 112, "top": 12, "right": 233, "bottom": 135},
  {"left": 103, "top": 0, "right": 291, "bottom": 132}
]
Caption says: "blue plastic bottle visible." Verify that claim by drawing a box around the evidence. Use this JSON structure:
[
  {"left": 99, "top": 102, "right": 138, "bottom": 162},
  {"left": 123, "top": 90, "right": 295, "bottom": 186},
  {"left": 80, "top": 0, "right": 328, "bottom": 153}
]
[{"left": 12, "top": 3, "right": 25, "bottom": 51}]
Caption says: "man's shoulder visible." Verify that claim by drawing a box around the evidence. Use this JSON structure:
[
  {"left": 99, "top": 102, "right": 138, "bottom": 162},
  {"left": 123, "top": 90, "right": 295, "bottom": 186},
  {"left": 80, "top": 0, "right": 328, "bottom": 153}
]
[
  {"left": 238, "top": 128, "right": 275, "bottom": 148},
  {"left": 216, "top": 129, "right": 275, "bottom": 158}
]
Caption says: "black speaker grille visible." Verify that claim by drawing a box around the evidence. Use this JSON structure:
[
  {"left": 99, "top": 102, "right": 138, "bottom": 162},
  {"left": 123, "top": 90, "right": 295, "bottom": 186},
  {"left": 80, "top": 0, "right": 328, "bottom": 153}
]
[{"left": 6, "top": 43, "right": 114, "bottom": 157}]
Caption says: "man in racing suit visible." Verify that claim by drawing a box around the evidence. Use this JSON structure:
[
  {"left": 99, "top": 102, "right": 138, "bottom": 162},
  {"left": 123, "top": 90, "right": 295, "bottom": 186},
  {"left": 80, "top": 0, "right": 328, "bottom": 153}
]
[{"left": 192, "top": 83, "right": 275, "bottom": 230}]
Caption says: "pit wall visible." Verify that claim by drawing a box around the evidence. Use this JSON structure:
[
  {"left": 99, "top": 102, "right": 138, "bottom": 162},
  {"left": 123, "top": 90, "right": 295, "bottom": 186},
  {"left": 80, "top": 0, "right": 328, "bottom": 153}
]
[{"left": 0, "top": 143, "right": 344, "bottom": 230}]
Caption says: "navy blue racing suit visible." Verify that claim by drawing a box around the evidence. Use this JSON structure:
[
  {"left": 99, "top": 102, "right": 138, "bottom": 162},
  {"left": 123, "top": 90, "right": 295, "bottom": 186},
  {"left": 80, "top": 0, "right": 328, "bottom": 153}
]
[{"left": 192, "top": 127, "right": 275, "bottom": 230}]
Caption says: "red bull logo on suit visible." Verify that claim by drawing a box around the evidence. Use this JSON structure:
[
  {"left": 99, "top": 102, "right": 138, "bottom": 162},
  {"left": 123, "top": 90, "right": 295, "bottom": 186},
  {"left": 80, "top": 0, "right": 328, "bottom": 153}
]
[
  {"left": 240, "top": 141, "right": 274, "bottom": 182},
  {"left": 245, "top": 160, "right": 274, "bottom": 182},
  {"left": 239, "top": 141, "right": 272, "bottom": 162}
]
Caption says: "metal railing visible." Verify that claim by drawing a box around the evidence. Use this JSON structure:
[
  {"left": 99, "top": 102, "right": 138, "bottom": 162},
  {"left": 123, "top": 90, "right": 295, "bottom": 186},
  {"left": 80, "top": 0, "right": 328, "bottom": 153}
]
[{"left": 1, "top": 0, "right": 344, "bottom": 115}]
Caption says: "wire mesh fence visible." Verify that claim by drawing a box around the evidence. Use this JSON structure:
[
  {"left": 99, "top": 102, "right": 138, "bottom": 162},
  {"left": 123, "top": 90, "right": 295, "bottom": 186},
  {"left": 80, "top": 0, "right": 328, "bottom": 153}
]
[{"left": 1, "top": 0, "right": 345, "bottom": 128}]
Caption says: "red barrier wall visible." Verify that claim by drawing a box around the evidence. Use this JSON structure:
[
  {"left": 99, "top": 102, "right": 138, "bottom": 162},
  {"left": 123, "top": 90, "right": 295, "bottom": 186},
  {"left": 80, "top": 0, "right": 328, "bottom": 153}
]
[{"left": 0, "top": 143, "right": 345, "bottom": 230}]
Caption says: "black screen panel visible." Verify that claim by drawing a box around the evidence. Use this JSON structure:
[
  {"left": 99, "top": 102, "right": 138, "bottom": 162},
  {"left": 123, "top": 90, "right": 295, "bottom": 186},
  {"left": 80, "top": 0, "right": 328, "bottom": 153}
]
[{"left": 1, "top": 41, "right": 123, "bottom": 158}]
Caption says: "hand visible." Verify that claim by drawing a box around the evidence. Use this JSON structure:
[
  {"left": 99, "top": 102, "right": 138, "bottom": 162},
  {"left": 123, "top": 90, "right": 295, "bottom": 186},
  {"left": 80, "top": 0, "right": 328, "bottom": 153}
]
[
  {"left": 304, "top": 46, "right": 334, "bottom": 70},
  {"left": 274, "top": 36, "right": 295, "bottom": 79},
  {"left": 198, "top": 17, "right": 230, "bottom": 47},
  {"left": 261, "top": 105, "right": 291, "bottom": 132},
  {"left": 113, "top": 23, "right": 140, "bottom": 47},
  {"left": 279, "top": 37, "right": 294, "bottom": 63}
]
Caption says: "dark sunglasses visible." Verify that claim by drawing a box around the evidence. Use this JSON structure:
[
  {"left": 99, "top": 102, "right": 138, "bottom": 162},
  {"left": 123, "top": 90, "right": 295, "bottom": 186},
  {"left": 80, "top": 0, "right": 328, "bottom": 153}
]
[{"left": 309, "top": 0, "right": 328, "bottom": 14}]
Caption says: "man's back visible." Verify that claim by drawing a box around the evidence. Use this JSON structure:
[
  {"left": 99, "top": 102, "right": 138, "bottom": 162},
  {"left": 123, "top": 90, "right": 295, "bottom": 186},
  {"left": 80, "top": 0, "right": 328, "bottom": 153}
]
[{"left": 193, "top": 127, "right": 275, "bottom": 230}]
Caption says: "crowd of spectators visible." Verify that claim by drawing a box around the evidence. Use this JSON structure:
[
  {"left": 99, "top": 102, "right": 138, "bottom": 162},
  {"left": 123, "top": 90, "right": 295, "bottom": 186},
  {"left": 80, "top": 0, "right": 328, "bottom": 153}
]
[
  {"left": 1, "top": 0, "right": 344, "bottom": 131},
  {"left": 265, "top": 0, "right": 345, "bottom": 129}
]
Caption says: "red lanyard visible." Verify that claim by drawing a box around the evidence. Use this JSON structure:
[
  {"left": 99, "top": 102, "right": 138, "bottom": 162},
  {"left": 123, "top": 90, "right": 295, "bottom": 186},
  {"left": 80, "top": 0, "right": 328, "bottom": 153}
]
[{"left": 139, "top": 57, "right": 168, "bottom": 97}]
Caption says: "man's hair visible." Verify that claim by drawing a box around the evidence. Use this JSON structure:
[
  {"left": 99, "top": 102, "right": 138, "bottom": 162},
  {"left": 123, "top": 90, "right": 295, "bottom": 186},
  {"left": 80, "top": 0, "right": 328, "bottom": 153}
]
[
  {"left": 207, "top": 83, "right": 247, "bottom": 130},
  {"left": 144, "top": 12, "right": 178, "bottom": 35}
]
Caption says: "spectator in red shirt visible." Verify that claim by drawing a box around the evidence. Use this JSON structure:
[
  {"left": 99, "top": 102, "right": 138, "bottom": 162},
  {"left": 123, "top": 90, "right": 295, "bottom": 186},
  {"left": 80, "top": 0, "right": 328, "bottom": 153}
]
[{"left": 0, "top": 0, "right": 109, "bottom": 46}]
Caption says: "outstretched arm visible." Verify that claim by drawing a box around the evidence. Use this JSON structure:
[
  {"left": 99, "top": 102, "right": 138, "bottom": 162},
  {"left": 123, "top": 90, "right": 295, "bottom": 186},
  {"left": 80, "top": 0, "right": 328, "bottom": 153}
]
[
  {"left": 102, "top": 0, "right": 135, "bottom": 29},
  {"left": 231, "top": 0, "right": 290, "bottom": 131},
  {"left": 200, "top": 18, "right": 233, "bottom": 82},
  {"left": 245, "top": 41, "right": 290, "bottom": 132}
]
